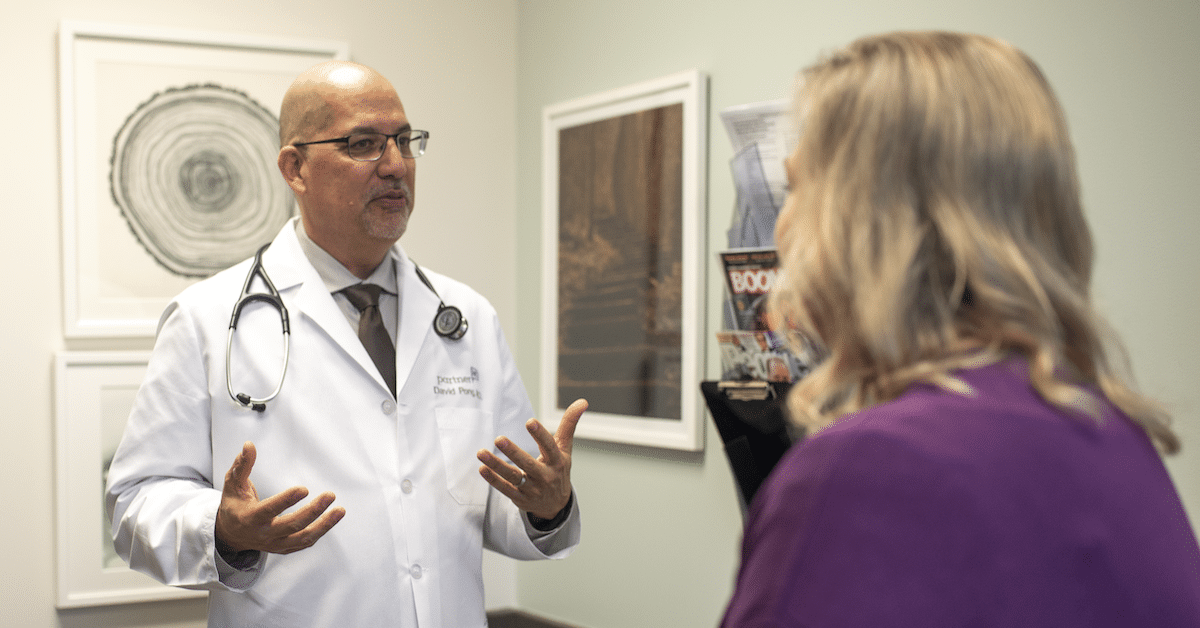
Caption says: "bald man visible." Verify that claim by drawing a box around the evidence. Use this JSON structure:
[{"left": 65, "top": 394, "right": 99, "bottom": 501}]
[{"left": 106, "top": 61, "right": 585, "bottom": 628}]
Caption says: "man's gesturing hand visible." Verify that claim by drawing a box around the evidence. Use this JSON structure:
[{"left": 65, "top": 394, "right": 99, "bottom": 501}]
[
  {"left": 215, "top": 442, "right": 346, "bottom": 554},
  {"left": 477, "top": 398, "right": 587, "bottom": 520}
]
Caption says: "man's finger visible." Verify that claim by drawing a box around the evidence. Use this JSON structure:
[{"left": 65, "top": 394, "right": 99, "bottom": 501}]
[
  {"left": 252, "top": 486, "right": 311, "bottom": 521},
  {"left": 478, "top": 464, "right": 525, "bottom": 504},
  {"left": 225, "top": 441, "right": 257, "bottom": 489},
  {"left": 525, "top": 419, "right": 562, "bottom": 466},
  {"left": 273, "top": 492, "right": 338, "bottom": 535},
  {"left": 553, "top": 399, "right": 588, "bottom": 455},
  {"left": 275, "top": 505, "right": 347, "bottom": 554},
  {"left": 490, "top": 437, "right": 539, "bottom": 474}
]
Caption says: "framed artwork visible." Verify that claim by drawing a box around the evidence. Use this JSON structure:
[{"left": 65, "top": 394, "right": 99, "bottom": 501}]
[
  {"left": 59, "top": 21, "right": 349, "bottom": 338},
  {"left": 54, "top": 351, "right": 201, "bottom": 607},
  {"left": 540, "top": 70, "right": 708, "bottom": 451}
]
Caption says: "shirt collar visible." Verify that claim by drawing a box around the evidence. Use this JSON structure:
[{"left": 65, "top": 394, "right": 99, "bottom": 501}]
[{"left": 294, "top": 220, "right": 398, "bottom": 295}]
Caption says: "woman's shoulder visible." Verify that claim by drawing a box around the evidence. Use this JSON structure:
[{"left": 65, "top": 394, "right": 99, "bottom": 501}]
[{"left": 773, "top": 356, "right": 1146, "bottom": 498}]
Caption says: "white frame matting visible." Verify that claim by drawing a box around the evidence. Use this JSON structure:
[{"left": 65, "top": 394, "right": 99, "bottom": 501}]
[
  {"left": 541, "top": 70, "right": 708, "bottom": 451},
  {"left": 54, "top": 351, "right": 203, "bottom": 608},
  {"left": 59, "top": 21, "right": 348, "bottom": 338}
]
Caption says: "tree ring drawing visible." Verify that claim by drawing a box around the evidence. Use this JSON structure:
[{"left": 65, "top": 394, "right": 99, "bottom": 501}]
[{"left": 110, "top": 83, "right": 293, "bottom": 277}]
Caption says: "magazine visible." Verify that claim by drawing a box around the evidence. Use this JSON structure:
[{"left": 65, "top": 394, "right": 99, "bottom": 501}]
[
  {"left": 719, "top": 247, "right": 778, "bottom": 331},
  {"left": 716, "top": 330, "right": 812, "bottom": 383}
]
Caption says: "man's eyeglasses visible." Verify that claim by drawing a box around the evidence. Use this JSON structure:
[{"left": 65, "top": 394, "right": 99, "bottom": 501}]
[{"left": 293, "top": 130, "right": 429, "bottom": 161}]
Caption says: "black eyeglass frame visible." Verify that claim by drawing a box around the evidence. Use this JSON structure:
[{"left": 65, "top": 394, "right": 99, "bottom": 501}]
[{"left": 292, "top": 129, "right": 429, "bottom": 161}]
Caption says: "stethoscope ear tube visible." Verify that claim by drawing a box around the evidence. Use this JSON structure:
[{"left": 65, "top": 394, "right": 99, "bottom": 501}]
[
  {"left": 226, "top": 326, "right": 290, "bottom": 413},
  {"left": 226, "top": 244, "right": 290, "bottom": 412}
]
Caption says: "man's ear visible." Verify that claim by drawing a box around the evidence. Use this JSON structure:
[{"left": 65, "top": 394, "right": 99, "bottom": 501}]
[{"left": 278, "top": 146, "right": 306, "bottom": 195}]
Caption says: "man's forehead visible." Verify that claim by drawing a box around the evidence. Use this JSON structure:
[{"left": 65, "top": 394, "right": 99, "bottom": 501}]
[
  {"left": 324, "top": 91, "right": 408, "bottom": 132},
  {"left": 345, "top": 120, "right": 412, "bottom": 135},
  {"left": 334, "top": 104, "right": 408, "bottom": 131}
]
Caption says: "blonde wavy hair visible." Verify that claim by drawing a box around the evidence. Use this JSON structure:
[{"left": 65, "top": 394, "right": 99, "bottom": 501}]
[{"left": 770, "top": 31, "right": 1178, "bottom": 453}]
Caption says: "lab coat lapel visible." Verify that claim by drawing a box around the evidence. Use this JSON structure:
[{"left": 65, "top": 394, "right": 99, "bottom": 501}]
[
  {"left": 261, "top": 224, "right": 389, "bottom": 393},
  {"left": 257, "top": 225, "right": 401, "bottom": 499},
  {"left": 394, "top": 253, "right": 440, "bottom": 394}
]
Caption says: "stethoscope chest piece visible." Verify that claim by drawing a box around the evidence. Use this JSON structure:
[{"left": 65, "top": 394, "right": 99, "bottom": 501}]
[
  {"left": 413, "top": 261, "right": 468, "bottom": 342},
  {"left": 434, "top": 304, "right": 468, "bottom": 340}
]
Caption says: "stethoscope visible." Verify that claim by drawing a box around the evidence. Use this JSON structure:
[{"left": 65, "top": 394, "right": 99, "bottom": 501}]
[{"left": 226, "top": 243, "right": 468, "bottom": 412}]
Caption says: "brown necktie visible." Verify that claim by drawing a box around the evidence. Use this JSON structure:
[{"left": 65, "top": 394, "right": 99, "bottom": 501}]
[{"left": 339, "top": 283, "right": 397, "bottom": 398}]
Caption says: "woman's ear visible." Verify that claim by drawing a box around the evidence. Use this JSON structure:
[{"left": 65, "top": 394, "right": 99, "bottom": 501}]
[{"left": 278, "top": 146, "right": 305, "bottom": 195}]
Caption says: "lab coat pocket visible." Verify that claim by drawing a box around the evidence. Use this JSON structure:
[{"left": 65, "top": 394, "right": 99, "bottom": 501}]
[{"left": 434, "top": 407, "right": 493, "bottom": 506}]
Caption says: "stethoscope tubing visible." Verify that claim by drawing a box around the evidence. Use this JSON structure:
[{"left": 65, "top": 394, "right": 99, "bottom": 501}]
[
  {"left": 226, "top": 244, "right": 290, "bottom": 412},
  {"left": 226, "top": 243, "right": 464, "bottom": 412}
]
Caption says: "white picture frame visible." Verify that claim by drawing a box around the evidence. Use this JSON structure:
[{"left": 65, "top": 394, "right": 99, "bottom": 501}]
[
  {"left": 541, "top": 70, "right": 708, "bottom": 451},
  {"left": 59, "top": 21, "right": 349, "bottom": 338},
  {"left": 54, "top": 351, "right": 201, "bottom": 608}
]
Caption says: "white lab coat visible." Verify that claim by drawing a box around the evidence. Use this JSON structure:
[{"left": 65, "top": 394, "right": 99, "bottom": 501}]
[{"left": 106, "top": 223, "right": 580, "bottom": 628}]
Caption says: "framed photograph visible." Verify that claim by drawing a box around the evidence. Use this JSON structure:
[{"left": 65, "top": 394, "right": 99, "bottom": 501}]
[
  {"left": 54, "top": 351, "right": 201, "bottom": 607},
  {"left": 540, "top": 70, "right": 708, "bottom": 451},
  {"left": 59, "top": 21, "right": 349, "bottom": 338}
]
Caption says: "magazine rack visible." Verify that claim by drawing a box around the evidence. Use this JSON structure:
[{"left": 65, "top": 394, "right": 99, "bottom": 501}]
[{"left": 701, "top": 380, "right": 802, "bottom": 514}]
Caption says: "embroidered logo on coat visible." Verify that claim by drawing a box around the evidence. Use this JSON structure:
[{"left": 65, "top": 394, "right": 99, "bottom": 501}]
[{"left": 434, "top": 369, "right": 482, "bottom": 399}]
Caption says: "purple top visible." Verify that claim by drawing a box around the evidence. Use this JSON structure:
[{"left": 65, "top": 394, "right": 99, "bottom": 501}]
[{"left": 722, "top": 357, "right": 1200, "bottom": 627}]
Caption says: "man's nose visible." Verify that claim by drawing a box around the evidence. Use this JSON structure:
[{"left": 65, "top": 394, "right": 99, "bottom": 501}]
[{"left": 376, "top": 137, "right": 409, "bottom": 177}]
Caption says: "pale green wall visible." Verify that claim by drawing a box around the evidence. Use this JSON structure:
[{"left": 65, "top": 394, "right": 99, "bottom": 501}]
[{"left": 513, "top": 2, "right": 1200, "bottom": 627}]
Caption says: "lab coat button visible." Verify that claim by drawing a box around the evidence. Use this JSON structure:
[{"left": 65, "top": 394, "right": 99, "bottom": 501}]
[
  {"left": 382, "top": 400, "right": 396, "bottom": 414},
  {"left": 401, "top": 479, "right": 413, "bottom": 494},
  {"left": 410, "top": 564, "right": 423, "bottom": 579}
]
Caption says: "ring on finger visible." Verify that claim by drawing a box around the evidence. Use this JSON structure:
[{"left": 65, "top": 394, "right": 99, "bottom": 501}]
[{"left": 516, "top": 473, "right": 527, "bottom": 488}]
